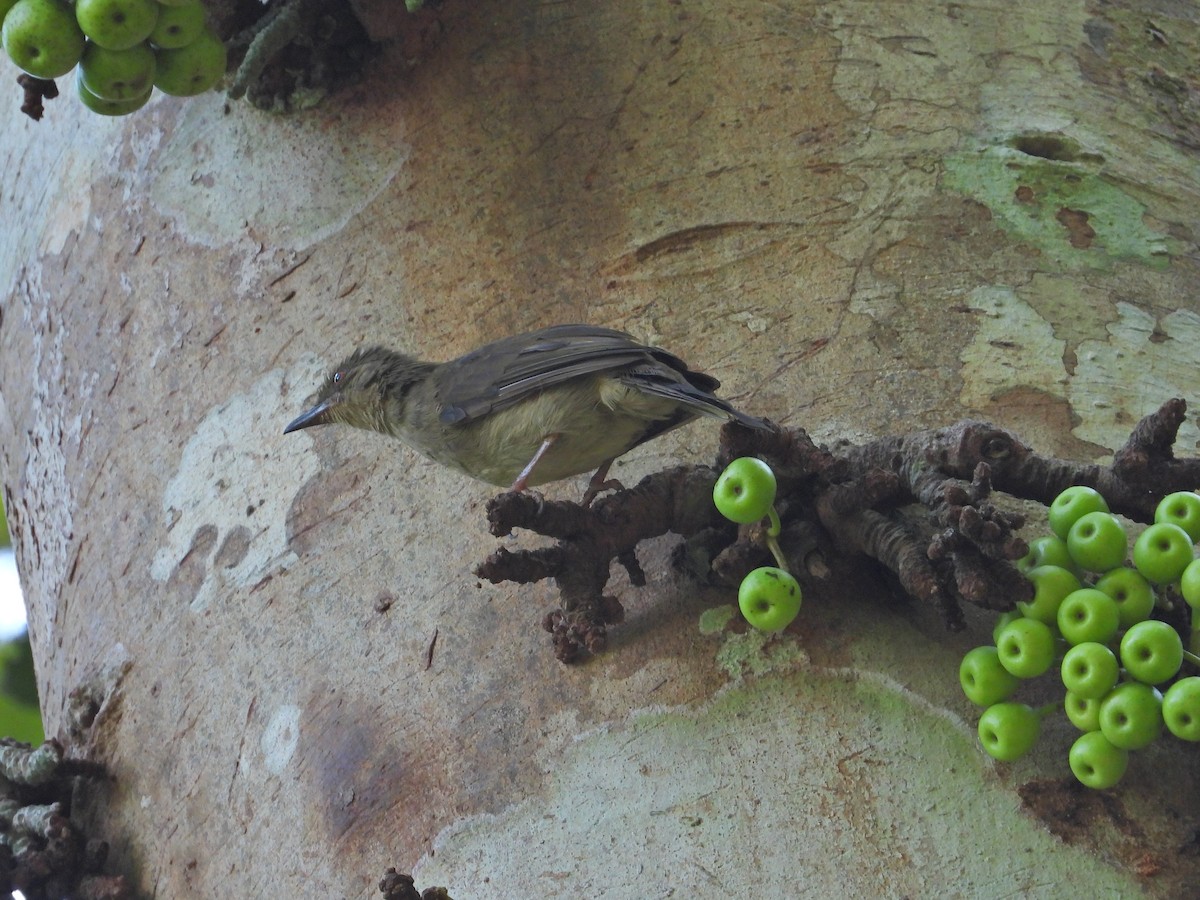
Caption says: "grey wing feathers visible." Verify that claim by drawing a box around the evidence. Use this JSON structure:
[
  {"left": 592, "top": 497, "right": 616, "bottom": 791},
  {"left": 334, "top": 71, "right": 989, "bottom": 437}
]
[
  {"left": 438, "top": 325, "right": 695, "bottom": 423},
  {"left": 618, "top": 366, "right": 769, "bottom": 430}
]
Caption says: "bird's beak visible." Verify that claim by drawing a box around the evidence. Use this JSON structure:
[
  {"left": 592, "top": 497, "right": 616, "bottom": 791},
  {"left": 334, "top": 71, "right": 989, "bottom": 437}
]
[{"left": 283, "top": 396, "right": 337, "bottom": 434}]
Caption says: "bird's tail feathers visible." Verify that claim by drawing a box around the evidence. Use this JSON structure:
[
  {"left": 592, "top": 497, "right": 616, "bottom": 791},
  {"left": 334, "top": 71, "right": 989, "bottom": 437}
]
[{"left": 621, "top": 374, "right": 770, "bottom": 430}]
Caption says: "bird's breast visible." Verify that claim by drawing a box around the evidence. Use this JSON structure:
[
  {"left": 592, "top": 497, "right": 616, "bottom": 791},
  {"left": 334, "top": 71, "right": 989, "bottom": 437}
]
[{"left": 428, "top": 375, "right": 689, "bottom": 487}]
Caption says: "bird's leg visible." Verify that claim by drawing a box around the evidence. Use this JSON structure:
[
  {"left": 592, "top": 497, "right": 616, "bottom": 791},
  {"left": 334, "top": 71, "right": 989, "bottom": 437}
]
[
  {"left": 510, "top": 434, "right": 560, "bottom": 493},
  {"left": 580, "top": 459, "right": 624, "bottom": 507}
]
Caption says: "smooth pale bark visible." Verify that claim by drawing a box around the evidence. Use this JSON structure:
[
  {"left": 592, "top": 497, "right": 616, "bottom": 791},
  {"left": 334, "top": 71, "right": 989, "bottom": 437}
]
[{"left": 1, "top": 0, "right": 1198, "bottom": 895}]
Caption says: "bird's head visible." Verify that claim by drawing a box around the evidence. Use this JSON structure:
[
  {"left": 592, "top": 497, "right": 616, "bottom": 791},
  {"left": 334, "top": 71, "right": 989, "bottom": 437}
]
[{"left": 284, "top": 347, "right": 434, "bottom": 437}]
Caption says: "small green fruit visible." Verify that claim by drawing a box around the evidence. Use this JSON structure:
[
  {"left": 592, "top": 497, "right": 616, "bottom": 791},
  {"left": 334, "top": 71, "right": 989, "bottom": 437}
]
[
  {"left": 1155, "top": 491, "right": 1200, "bottom": 542},
  {"left": 1093, "top": 567, "right": 1156, "bottom": 629},
  {"left": 76, "top": 66, "right": 151, "bottom": 114},
  {"left": 1098, "top": 681, "right": 1163, "bottom": 751},
  {"left": 713, "top": 457, "right": 777, "bottom": 525},
  {"left": 1060, "top": 642, "right": 1119, "bottom": 700},
  {"left": 1019, "top": 565, "right": 1081, "bottom": 625},
  {"left": 1119, "top": 619, "right": 1183, "bottom": 686},
  {"left": 995, "top": 617, "right": 1056, "bottom": 679},
  {"left": 75, "top": 0, "right": 159, "bottom": 50},
  {"left": 1066, "top": 511, "right": 1128, "bottom": 573},
  {"left": 153, "top": 25, "right": 225, "bottom": 95},
  {"left": 959, "top": 646, "right": 1020, "bottom": 707},
  {"left": 1180, "top": 558, "right": 1200, "bottom": 609},
  {"left": 1069, "top": 731, "right": 1128, "bottom": 789},
  {"left": 1132, "top": 522, "right": 1195, "bottom": 585},
  {"left": 1162, "top": 677, "right": 1200, "bottom": 742},
  {"left": 1048, "top": 486, "right": 1109, "bottom": 541},
  {"left": 737, "top": 566, "right": 801, "bottom": 633},
  {"left": 80, "top": 40, "right": 155, "bottom": 100},
  {"left": 2, "top": 0, "right": 85, "bottom": 78},
  {"left": 1057, "top": 588, "right": 1120, "bottom": 646},
  {"left": 147, "top": 0, "right": 202, "bottom": 48},
  {"left": 977, "top": 702, "right": 1041, "bottom": 762},
  {"left": 1064, "top": 690, "right": 1101, "bottom": 732},
  {"left": 1016, "top": 535, "right": 1075, "bottom": 574}
]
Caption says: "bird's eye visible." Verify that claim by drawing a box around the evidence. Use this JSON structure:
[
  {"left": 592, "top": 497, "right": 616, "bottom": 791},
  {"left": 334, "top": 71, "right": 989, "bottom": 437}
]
[{"left": 333, "top": 371, "right": 343, "bottom": 384}]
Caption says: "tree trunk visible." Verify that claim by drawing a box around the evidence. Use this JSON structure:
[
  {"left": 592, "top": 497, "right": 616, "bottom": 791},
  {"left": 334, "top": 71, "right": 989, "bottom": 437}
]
[{"left": 1, "top": 0, "right": 1198, "bottom": 895}]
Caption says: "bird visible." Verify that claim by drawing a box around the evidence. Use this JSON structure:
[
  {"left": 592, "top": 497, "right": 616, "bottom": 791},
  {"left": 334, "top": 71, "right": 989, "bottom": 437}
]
[{"left": 284, "top": 324, "right": 768, "bottom": 501}]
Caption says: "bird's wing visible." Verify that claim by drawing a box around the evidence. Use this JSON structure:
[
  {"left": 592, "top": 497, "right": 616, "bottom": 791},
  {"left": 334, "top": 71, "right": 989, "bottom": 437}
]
[
  {"left": 436, "top": 325, "right": 694, "bottom": 424},
  {"left": 616, "top": 365, "right": 769, "bottom": 430}
]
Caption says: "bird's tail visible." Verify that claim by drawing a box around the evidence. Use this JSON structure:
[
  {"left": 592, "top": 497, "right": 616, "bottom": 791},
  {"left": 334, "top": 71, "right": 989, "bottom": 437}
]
[{"left": 620, "top": 371, "right": 770, "bottom": 430}]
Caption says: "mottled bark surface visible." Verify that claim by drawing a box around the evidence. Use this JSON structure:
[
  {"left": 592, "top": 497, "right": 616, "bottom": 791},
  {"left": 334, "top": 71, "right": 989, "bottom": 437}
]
[{"left": 1, "top": 0, "right": 1198, "bottom": 896}]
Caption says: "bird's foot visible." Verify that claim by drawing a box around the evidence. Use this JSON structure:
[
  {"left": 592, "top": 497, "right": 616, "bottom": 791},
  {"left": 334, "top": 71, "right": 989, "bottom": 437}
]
[{"left": 580, "top": 459, "right": 623, "bottom": 507}]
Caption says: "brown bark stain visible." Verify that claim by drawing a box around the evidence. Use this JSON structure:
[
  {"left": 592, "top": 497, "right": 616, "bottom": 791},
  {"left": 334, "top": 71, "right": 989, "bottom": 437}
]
[
  {"left": 166, "top": 524, "right": 218, "bottom": 607},
  {"left": 285, "top": 465, "right": 370, "bottom": 558},
  {"left": 1019, "top": 778, "right": 1139, "bottom": 842},
  {"left": 299, "top": 687, "right": 421, "bottom": 844},
  {"left": 214, "top": 526, "right": 253, "bottom": 569},
  {"left": 1056, "top": 207, "right": 1096, "bottom": 249},
  {"left": 1015, "top": 777, "right": 1179, "bottom": 878}
]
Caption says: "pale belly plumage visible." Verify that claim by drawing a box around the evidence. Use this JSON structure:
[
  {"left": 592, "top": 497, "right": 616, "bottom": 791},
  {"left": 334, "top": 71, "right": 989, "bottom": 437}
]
[{"left": 417, "top": 376, "right": 697, "bottom": 487}]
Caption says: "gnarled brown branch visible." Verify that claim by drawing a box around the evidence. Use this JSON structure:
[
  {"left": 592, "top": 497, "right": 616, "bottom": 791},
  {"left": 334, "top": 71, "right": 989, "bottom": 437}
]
[{"left": 477, "top": 399, "right": 1199, "bottom": 662}]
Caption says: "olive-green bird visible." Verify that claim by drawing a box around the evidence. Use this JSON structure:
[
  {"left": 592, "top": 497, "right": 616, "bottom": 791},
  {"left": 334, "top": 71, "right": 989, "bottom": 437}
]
[{"left": 284, "top": 324, "right": 767, "bottom": 498}]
